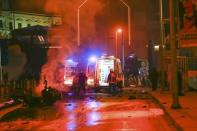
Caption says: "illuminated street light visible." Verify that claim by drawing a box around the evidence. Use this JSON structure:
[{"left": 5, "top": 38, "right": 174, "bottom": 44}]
[
  {"left": 117, "top": 28, "right": 122, "bottom": 33},
  {"left": 115, "top": 28, "right": 123, "bottom": 57}
]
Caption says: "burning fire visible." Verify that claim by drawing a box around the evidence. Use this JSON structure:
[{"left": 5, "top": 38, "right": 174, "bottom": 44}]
[{"left": 34, "top": 0, "right": 105, "bottom": 96}]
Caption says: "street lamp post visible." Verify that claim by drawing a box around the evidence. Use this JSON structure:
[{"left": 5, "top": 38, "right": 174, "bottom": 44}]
[
  {"left": 122, "top": 31, "right": 125, "bottom": 88},
  {"left": 169, "top": 0, "right": 181, "bottom": 109},
  {"left": 77, "top": 0, "right": 88, "bottom": 46},
  {"left": 115, "top": 28, "right": 122, "bottom": 57},
  {"left": 120, "top": 0, "right": 131, "bottom": 46},
  {"left": 115, "top": 32, "right": 118, "bottom": 57},
  {"left": 116, "top": 28, "right": 125, "bottom": 87},
  {"left": 77, "top": 0, "right": 131, "bottom": 47},
  {"left": 160, "top": 0, "right": 165, "bottom": 89}
]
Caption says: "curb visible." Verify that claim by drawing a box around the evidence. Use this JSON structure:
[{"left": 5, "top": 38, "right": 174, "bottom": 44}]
[
  {"left": 0, "top": 100, "right": 21, "bottom": 111},
  {"left": 149, "top": 92, "right": 183, "bottom": 131}
]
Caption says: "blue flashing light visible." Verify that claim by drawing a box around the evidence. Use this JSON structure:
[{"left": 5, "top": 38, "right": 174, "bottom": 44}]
[
  {"left": 68, "top": 92, "right": 73, "bottom": 96},
  {"left": 67, "top": 59, "right": 73, "bottom": 63},
  {"left": 88, "top": 56, "right": 97, "bottom": 63}
]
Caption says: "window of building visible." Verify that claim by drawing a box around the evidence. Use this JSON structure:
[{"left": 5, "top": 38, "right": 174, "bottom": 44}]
[
  {"left": 27, "top": 24, "right": 31, "bottom": 27},
  {"left": 9, "top": 22, "right": 13, "bottom": 30},
  {"left": 0, "top": 20, "right": 3, "bottom": 28},
  {"left": 18, "top": 23, "right": 22, "bottom": 28}
]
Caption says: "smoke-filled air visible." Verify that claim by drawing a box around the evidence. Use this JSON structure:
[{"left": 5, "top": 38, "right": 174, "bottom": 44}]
[
  {"left": 34, "top": 0, "right": 105, "bottom": 96},
  {"left": 4, "top": 45, "right": 27, "bottom": 81}
]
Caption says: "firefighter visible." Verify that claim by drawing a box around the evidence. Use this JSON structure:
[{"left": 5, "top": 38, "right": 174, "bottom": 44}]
[{"left": 107, "top": 69, "right": 117, "bottom": 95}]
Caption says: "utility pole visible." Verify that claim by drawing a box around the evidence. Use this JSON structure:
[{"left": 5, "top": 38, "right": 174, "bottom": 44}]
[
  {"left": 120, "top": 0, "right": 131, "bottom": 46},
  {"left": 121, "top": 30, "right": 125, "bottom": 87},
  {"left": 169, "top": 0, "right": 181, "bottom": 109},
  {"left": 77, "top": 0, "right": 88, "bottom": 46},
  {"left": 160, "top": 0, "right": 165, "bottom": 89}
]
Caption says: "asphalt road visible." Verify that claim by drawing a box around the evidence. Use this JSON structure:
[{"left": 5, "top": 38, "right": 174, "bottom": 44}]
[{"left": 0, "top": 90, "right": 177, "bottom": 131}]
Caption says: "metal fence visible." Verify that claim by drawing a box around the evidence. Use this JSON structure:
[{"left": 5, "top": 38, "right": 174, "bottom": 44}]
[
  {"left": 0, "top": 79, "right": 36, "bottom": 99},
  {"left": 177, "top": 56, "right": 197, "bottom": 72},
  {"left": 177, "top": 56, "right": 197, "bottom": 90}
]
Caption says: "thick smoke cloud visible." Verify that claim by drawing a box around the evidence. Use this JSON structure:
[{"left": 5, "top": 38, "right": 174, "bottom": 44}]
[
  {"left": 34, "top": 0, "right": 105, "bottom": 96},
  {"left": 44, "top": 0, "right": 105, "bottom": 45},
  {"left": 4, "top": 45, "right": 26, "bottom": 80}
]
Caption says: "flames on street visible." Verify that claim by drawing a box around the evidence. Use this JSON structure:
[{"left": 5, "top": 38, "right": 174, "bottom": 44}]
[{"left": 33, "top": 0, "right": 105, "bottom": 96}]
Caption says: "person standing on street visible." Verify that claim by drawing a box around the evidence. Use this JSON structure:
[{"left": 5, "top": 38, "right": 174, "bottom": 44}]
[
  {"left": 150, "top": 68, "right": 158, "bottom": 91},
  {"left": 72, "top": 74, "right": 79, "bottom": 97},
  {"left": 107, "top": 69, "right": 117, "bottom": 95},
  {"left": 77, "top": 70, "right": 87, "bottom": 97}
]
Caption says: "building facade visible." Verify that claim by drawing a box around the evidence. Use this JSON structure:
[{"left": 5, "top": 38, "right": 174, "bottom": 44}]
[{"left": 0, "top": 0, "right": 62, "bottom": 38}]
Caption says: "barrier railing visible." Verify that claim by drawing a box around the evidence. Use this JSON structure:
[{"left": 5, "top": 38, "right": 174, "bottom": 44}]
[{"left": 0, "top": 79, "right": 36, "bottom": 99}]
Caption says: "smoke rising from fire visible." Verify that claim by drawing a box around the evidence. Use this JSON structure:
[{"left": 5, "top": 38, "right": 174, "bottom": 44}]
[
  {"left": 4, "top": 45, "right": 27, "bottom": 80},
  {"left": 34, "top": 0, "right": 105, "bottom": 96}
]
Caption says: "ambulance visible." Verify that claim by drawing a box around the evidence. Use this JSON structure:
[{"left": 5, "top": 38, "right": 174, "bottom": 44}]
[
  {"left": 64, "top": 59, "right": 78, "bottom": 87},
  {"left": 86, "top": 56, "right": 123, "bottom": 89}
]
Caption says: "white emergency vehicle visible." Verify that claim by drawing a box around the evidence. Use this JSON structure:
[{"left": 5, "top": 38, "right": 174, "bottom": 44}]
[{"left": 86, "top": 56, "right": 123, "bottom": 88}]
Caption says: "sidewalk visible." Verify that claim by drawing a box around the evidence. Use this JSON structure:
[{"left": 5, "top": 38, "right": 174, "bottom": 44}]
[
  {"left": 0, "top": 98, "right": 16, "bottom": 109},
  {"left": 150, "top": 90, "right": 197, "bottom": 131}
]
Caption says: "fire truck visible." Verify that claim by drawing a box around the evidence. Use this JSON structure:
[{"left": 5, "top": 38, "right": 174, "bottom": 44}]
[{"left": 86, "top": 56, "right": 123, "bottom": 90}]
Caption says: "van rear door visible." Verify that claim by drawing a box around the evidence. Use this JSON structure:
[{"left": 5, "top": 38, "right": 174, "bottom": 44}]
[{"left": 97, "top": 58, "right": 114, "bottom": 86}]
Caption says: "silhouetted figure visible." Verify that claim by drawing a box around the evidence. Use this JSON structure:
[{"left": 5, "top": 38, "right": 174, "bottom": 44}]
[
  {"left": 72, "top": 74, "right": 79, "bottom": 96},
  {"left": 164, "top": 71, "right": 169, "bottom": 90},
  {"left": 107, "top": 69, "right": 117, "bottom": 95},
  {"left": 77, "top": 71, "right": 87, "bottom": 97},
  {"left": 177, "top": 70, "right": 184, "bottom": 96},
  {"left": 150, "top": 68, "right": 158, "bottom": 91},
  {"left": 3, "top": 72, "right": 8, "bottom": 85}
]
